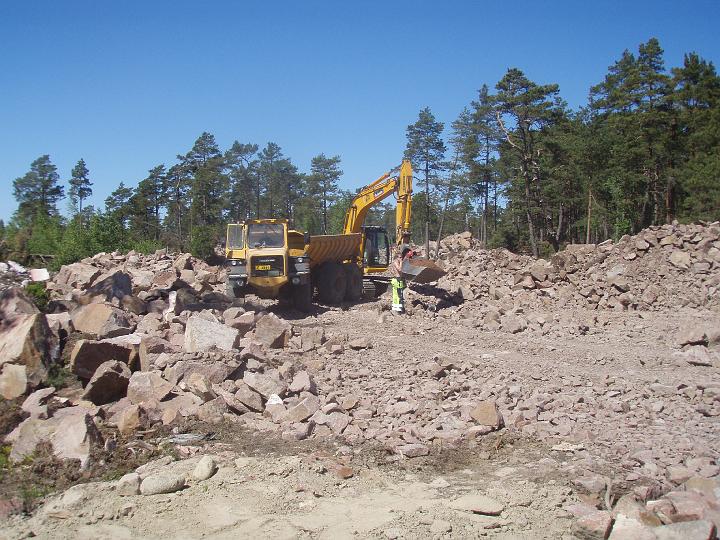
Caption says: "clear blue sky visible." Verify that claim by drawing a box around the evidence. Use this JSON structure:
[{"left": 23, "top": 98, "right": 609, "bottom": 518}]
[{"left": 1, "top": 0, "right": 718, "bottom": 222}]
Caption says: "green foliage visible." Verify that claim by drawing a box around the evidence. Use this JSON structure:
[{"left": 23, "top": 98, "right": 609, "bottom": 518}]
[
  {"left": 25, "top": 214, "right": 64, "bottom": 258},
  {"left": 129, "top": 239, "right": 164, "bottom": 255},
  {"left": 12, "top": 155, "right": 65, "bottom": 226},
  {"left": 24, "top": 283, "right": 50, "bottom": 312},
  {"left": 68, "top": 158, "right": 93, "bottom": 216},
  {"left": 307, "top": 154, "right": 342, "bottom": 234},
  {"left": 0, "top": 445, "right": 11, "bottom": 472},
  {"left": 46, "top": 364, "right": 71, "bottom": 389},
  {"left": 189, "top": 225, "right": 217, "bottom": 259}
]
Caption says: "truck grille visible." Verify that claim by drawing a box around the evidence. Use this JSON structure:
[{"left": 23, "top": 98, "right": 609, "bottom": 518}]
[{"left": 250, "top": 255, "right": 284, "bottom": 277}]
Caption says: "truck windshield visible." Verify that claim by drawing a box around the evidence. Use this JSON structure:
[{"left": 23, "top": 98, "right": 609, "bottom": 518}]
[
  {"left": 227, "top": 224, "right": 244, "bottom": 249},
  {"left": 248, "top": 223, "right": 285, "bottom": 248}
]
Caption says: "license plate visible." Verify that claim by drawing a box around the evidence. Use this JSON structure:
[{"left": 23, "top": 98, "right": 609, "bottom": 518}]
[{"left": 255, "top": 264, "right": 271, "bottom": 271}]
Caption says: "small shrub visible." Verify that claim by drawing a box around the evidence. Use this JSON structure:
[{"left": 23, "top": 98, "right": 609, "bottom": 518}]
[
  {"left": 129, "top": 239, "right": 164, "bottom": 255},
  {"left": 24, "top": 283, "right": 50, "bottom": 312},
  {"left": 46, "top": 365, "right": 71, "bottom": 389}
]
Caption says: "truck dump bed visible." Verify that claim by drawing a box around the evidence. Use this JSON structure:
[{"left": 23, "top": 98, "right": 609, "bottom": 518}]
[{"left": 306, "top": 233, "right": 361, "bottom": 268}]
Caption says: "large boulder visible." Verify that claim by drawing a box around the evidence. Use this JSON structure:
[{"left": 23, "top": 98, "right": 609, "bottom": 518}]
[
  {"left": 70, "top": 339, "right": 135, "bottom": 380},
  {"left": 8, "top": 407, "right": 103, "bottom": 467},
  {"left": 184, "top": 315, "right": 239, "bottom": 352},
  {"left": 243, "top": 370, "right": 287, "bottom": 398},
  {"left": 49, "top": 410, "right": 104, "bottom": 467},
  {"left": 126, "top": 371, "right": 174, "bottom": 405},
  {"left": 127, "top": 268, "right": 155, "bottom": 292},
  {"left": 0, "top": 287, "right": 39, "bottom": 321},
  {"left": 71, "top": 304, "right": 133, "bottom": 339},
  {"left": 82, "top": 360, "right": 132, "bottom": 405},
  {"left": 0, "top": 364, "right": 28, "bottom": 400},
  {"left": 87, "top": 270, "right": 133, "bottom": 302},
  {"left": 254, "top": 313, "right": 291, "bottom": 349},
  {"left": 54, "top": 262, "right": 101, "bottom": 290},
  {"left": 0, "top": 313, "right": 58, "bottom": 389}
]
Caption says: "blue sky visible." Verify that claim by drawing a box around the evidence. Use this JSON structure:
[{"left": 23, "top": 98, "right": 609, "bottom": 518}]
[{"left": 1, "top": 0, "right": 718, "bottom": 222}]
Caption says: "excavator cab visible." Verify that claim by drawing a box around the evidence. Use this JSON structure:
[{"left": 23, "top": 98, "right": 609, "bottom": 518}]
[{"left": 361, "top": 226, "right": 390, "bottom": 273}]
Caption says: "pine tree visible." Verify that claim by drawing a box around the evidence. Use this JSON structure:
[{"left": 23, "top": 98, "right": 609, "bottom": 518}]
[
  {"left": 672, "top": 53, "right": 720, "bottom": 221},
  {"left": 178, "top": 133, "right": 227, "bottom": 250},
  {"left": 404, "top": 107, "right": 446, "bottom": 251},
  {"left": 308, "top": 154, "right": 342, "bottom": 233},
  {"left": 225, "top": 142, "right": 259, "bottom": 222},
  {"left": 257, "top": 143, "right": 283, "bottom": 217},
  {"left": 68, "top": 158, "right": 93, "bottom": 218},
  {"left": 494, "top": 68, "right": 562, "bottom": 256},
  {"left": 105, "top": 182, "right": 133, "bottom": 227},
  {"left": 128, "top": 165, "right": 167, "bottom": 242},
  {"left": 12, "top": 155, "right": 65, "bottom": 225}
]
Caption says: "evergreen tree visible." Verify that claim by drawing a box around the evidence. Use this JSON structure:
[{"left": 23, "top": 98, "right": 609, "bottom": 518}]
[
  {"left": 129, "top": 165, "right": 167, "bottom": 241},
  {"left": 404, "top": 107, "right": 446, "bottom": 250},
  {"left": 68, "top": 158, "right": 93, "bottom": 217},
  {"left": 105, "top": 182, "right": 133, "bottom": 227},
  {"left": 177, "top": 133, "right": 227, "bottom": 249},
  {"left": 225, "top": 141, "right": 259, "bottom": 222},
  {"left": 257, "top": 142, "right": 283, "bottom": 217},
  {"left": 494, "top": 68, "right": 562, "bottom": 255},
  {"left": 164, "top": 163, "right": 191, "bottom": 249},
  {"left": 672, "top": 53, "right": 720, "bottom": 221},
  {"left": 308, "top": 154, "right": 342, "bottom": 233},
  {"left": 12, "top": 155, "right": 65, "bottom": 225}
]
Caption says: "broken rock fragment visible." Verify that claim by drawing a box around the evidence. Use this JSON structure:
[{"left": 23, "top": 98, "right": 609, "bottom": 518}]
[
  {"left": 184, "top": 315, "right": 239, "bottom": 352},
  {"left": 254, "top": 313, "right": 291, "bottom": 348},
  {"left": 82, "top": 360, "right": 131, "bottom": 405},
  {"left": 70, "top": 339, "right": 135, "bottom": 380},
  {"left": 470, "top": 401, "right": 504, "bottom": 430},
  {"left": 127, "top": 371, "right": 174, "bottom": 404},
  {"left": 71, "top": 303, "right": 133, "bottom": 339}
]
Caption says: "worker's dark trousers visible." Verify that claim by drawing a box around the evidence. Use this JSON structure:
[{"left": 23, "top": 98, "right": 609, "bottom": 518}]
[{"left": 391, "top": 278, "right": 405, "bottom": 313}]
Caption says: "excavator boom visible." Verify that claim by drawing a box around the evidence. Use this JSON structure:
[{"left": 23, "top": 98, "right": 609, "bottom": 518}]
[{"left": 342, "top": 160, "right": 413, "bottom": 245}]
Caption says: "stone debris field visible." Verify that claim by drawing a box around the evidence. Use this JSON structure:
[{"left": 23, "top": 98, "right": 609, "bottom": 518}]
[{"left": 0, "top": 221, "right": 719, "bottom": 539}]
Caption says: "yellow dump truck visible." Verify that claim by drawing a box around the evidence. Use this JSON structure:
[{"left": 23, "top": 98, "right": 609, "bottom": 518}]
[
  {"left": 225, "top": 219, "right": 367, "bottom": 311},
  {"left": 225, "top": 160, "right": 414, "bottom": 311}
]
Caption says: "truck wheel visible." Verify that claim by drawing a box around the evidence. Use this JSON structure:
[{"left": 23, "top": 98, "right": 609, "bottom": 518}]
[
  {"left": 362, "top": 279, "right": 376, "bottom": 299},
  {"left": 317, "top": 262, "right": 347, "bottom": 304},
  {"left": 293, "top": 283, "right": 313, "bottom": 312},
  {"left": 343, "top": 263, "right": 363, "bottom": 301},
  {"left": 226, "top": 280, "right": 243, "bottom": 299}
]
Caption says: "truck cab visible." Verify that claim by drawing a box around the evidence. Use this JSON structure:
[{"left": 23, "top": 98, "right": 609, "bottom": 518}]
[{"left": 225, "top": 219, "right": 311, "bottom": 309}]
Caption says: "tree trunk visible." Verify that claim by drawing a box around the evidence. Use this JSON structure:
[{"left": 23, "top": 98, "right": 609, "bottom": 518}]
[
  {"left": 523, "top": 170, "right": 539, "bottom": 257},
  {"left": 586, "top": 186, "right": 592, "bottom": 244}
]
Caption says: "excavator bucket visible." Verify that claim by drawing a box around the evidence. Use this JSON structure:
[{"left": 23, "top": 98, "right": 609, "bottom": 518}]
[{"left": 401, "top": 258, "right": 446, "bottom": 284}]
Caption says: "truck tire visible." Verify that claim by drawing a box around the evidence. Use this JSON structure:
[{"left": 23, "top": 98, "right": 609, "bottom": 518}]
[
  {"left": 317, "top": 262, "right": 347, "bottom": 304},
  {"left": 293, "top": 283, "right": 313, "bottom": 312},
  {"left": 226, "top": 280, "right": 243, "bottom": 299},
  {"left": 362, "top": 279, "right": 376, "bottom": 299},
  {"left": 343, "top": 263, "right": 363, "bottom": 301}
]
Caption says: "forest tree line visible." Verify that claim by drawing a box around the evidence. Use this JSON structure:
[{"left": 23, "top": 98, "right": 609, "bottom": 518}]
[{"left": 1, "top": 38, "right": 718, "bottom": 267}]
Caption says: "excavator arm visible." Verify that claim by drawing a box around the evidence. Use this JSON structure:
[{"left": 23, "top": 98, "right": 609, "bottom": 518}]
[{"left": 342, "top": 160, "right": 413, "bottom": 245}]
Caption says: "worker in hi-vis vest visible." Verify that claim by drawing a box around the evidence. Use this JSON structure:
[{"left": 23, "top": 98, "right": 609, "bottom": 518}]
[{"left": 389, "top": 244, "right": 413, "bottom": 314}]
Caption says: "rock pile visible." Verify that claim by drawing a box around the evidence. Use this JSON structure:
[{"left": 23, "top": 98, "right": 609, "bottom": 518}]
[{"left": 436, "top": 221, "right": 720, "bottom": 313}]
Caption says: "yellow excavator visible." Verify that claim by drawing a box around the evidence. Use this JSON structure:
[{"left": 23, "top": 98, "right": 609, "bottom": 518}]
[{"left": 224, "top": 160, "right": 414, "bottom": 310}]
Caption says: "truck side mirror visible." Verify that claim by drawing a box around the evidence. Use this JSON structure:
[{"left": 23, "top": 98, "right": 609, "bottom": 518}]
[{"left": 304, "top": 232, "right": 311, "bottom": 245}]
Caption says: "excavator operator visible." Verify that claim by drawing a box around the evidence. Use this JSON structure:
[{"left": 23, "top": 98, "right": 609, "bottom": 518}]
[{"left": 390, "top": 244, "right": 413, "bottom": 314}]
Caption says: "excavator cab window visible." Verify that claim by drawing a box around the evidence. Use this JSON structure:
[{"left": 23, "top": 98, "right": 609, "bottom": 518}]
[
  {"left": 248, "top": 223, "right": 284, "bottom": 248},
  {"left": 363, "top": 228, "right": 389, "bottom": 267},
  {"left": 227, "top": 224, "right": 244, "bottom": 249}
]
